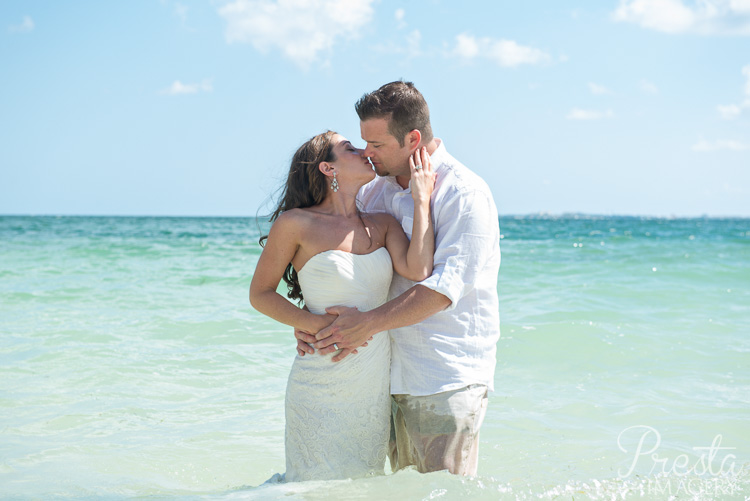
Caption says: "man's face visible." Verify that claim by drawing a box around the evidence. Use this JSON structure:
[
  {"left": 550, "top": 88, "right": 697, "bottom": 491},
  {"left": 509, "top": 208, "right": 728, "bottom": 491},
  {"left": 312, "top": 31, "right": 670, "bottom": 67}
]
[{"left": 360, "top": 117, "right": 411, "bottom": 178}]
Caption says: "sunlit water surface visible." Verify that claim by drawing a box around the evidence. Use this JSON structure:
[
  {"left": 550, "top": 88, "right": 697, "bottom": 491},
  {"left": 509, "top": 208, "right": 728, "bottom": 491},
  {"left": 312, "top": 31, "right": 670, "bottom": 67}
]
[{"left": 1, "top": 215, "right": 748, "bottom": 499}]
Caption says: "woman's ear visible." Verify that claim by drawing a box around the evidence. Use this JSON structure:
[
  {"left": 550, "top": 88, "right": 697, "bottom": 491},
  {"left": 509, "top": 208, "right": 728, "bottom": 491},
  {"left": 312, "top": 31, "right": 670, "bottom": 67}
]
[{"left": 318, "top": 161, "right": 334, "bottom": 178}]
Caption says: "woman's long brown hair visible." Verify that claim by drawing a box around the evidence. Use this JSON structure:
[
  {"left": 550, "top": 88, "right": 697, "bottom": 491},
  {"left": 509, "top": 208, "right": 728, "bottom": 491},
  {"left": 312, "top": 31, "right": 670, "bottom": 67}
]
[{"left": 259, "top": 130, "right": 337, "bottom": 302}]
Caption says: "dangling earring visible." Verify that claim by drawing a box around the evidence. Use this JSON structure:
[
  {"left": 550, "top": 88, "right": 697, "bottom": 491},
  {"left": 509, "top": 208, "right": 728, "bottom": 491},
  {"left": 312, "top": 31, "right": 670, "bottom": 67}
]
[{"left": 330, "top": 171, "right": 339, "bottom": 192}]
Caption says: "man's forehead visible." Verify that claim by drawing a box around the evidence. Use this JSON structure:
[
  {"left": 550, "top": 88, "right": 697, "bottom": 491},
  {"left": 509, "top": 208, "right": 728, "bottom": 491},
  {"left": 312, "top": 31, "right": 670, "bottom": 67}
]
[{"left": 360, "top": 118, "right": 392, "bottom": 142}]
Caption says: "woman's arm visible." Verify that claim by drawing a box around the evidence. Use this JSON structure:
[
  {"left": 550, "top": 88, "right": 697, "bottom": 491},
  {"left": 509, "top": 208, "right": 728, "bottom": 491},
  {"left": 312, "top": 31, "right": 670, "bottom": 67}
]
[
  {"left": 384, "top": 147, "right": 436, "bottom": 282},
  {"left": 249, "top": 211, "right": 333, "bottom": 334}
]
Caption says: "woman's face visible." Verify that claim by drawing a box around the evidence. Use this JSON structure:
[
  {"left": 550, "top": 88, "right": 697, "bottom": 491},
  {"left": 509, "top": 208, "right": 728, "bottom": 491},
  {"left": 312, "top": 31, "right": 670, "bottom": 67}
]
[{"left": 330, "top": 134, "right": 375, "bottom": 187}]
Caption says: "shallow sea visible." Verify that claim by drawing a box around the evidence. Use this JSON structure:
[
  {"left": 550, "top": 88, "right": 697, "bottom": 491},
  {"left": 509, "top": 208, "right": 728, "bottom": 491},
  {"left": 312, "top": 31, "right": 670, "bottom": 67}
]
[{"left": 1, "top": 215, "right": 748, "bottom": 500}]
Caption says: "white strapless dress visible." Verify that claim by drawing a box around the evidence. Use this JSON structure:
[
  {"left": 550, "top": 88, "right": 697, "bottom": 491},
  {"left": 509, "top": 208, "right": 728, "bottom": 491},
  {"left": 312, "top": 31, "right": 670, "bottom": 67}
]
[{"left": 283, "top": 247, "right": 393, "bottom": 482}]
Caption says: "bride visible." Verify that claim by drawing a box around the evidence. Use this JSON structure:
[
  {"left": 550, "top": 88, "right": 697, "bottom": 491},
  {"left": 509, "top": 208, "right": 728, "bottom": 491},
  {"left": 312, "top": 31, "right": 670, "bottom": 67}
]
[{"left": 249, "top": 130, "right": 434, "bottom": 481}]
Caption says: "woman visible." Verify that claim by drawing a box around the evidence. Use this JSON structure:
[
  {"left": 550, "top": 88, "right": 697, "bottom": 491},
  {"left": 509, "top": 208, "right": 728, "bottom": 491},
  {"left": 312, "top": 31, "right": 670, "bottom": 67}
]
[{"left": 249, "top": 130, "right": 435, "bottom": 481}]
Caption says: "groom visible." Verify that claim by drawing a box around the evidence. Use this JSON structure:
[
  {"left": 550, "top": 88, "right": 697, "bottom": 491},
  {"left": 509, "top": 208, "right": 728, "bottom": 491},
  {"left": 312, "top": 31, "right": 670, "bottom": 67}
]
[{"left": 298, "top": 81, "right": 501, "bottom": 476}]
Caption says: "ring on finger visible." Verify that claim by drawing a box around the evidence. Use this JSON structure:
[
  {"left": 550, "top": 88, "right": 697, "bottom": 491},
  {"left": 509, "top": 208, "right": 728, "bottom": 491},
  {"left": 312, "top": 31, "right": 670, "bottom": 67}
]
[
  {"left": 414, "top": 164, "right": 422, "bottom": 170},
  {"left": 333, "top": 343, "right": 339, "bottom": 350}
]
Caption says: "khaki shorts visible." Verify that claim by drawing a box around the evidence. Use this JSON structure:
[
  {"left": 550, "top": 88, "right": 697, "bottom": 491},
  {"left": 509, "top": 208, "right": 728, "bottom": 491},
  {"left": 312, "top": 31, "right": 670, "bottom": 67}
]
[{"left": 389, "top": 384, "right": 489, "bottom": 476}]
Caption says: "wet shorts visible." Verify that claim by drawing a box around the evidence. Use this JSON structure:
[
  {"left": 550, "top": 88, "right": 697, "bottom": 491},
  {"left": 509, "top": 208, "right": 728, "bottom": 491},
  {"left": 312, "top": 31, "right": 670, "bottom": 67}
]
[{"left": 389, "top": 384, "right": 489, "bottom": 476}]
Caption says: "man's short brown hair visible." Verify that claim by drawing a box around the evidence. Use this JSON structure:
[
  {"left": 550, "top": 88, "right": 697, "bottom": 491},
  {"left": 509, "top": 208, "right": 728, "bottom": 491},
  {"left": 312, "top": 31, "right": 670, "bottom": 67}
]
[{"left": 355, "top": 80, "right": 433, "bottom": 147}]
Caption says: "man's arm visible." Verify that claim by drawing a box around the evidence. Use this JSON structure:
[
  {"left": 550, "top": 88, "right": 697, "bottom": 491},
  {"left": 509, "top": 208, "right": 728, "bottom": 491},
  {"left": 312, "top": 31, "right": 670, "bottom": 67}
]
[
  {"left": 316, "top": 184, "right": 499, "bottom": 362},
  {"left": 314, "top": 284, "right": 450, "bottom": 361}
]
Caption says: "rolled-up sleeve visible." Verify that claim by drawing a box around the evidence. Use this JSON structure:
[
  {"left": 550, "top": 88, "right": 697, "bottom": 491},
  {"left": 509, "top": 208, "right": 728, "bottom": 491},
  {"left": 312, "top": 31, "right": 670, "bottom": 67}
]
[{"left": 418, "top": 187, "right": 499, "bottom": 311}]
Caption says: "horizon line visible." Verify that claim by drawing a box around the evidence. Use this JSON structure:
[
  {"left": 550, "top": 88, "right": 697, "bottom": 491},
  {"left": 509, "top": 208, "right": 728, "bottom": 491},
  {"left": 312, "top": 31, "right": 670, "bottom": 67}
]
[{"left": 1, "top": 212, "right": 749, "bottom": 220}]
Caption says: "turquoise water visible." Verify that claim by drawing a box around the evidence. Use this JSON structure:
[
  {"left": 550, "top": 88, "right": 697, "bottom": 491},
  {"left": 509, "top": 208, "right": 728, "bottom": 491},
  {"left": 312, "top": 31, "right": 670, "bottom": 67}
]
[{"left": 1, "top": 215, "right": 748, "bottom": 500}]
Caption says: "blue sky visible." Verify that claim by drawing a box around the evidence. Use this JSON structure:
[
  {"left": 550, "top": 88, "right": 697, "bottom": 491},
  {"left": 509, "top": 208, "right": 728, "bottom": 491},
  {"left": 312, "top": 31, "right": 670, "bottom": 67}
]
[{"left": 1, "top": 0, "right": 749, "bottom": 217}]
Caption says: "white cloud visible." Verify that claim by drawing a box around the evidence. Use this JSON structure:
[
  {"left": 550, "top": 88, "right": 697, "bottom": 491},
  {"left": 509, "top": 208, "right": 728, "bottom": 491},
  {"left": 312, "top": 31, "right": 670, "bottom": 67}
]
[
  {"left": 451, "top": 34, "right": 550, "bottom": 67},
  {"left": 161, "top": 79, "right": 213, "bottom": 95},
  {"left": 639, "top": 79, "right": 659, "bottom": 94},
  {"left": 453, "top": 34, "right": 480, "bottom": 59},
  {"left": 218, "top": 0, "right": 374, "bottom": 69},
  {"left": 613, "top": 0, "right": 750, "bottom": 35},
  {"left": 566, "top": 108, "right": 615, "bottom": 120},
  {"left": 8, "top": 15, "right": 34, "bottom": 33},
  {"left": 717, "top": 64, "right": 750, "bottom": 118},
  {"left": 613, "top": 0, "right": 695, "bottom": 33},
  {"left": 692, "top": 139, "right": 749, "bottom": 151},
  {"left": 405, "top": 29, "right": 421, "bottom": 57},
  {"left": 395, "top": 8, "right": 407, "bottom": 28},
  {"left": 489, "top": 39, "right": 551, "bottom": 67},
  {"left": 371, "top": 28, "right": 422, "bottom": 58},
  {"left": 174, "top": 3, "right": 189, "bottom": 24},
  {"left": 730, "top": 0, "right": 750, "bottom": 12},
  {"left": 718, "top": 104, "right": 743, "bottom": 119},
  {"left": 588, "top": 82, "right": 613, "bottom": 95}
]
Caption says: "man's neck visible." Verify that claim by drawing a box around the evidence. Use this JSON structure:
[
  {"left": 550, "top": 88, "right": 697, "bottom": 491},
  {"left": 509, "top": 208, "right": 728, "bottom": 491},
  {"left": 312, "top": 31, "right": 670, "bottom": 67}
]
[
  {"left": 395, "top": 138, "right": 439, "bottom": 189},
  {"left": 424, "top": 138, "right": 439, "bottom": 156}
]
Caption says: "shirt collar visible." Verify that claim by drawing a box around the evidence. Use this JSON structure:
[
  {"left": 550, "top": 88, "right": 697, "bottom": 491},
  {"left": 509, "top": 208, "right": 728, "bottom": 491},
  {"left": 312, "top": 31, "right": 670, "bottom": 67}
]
[{"left": 431, "top": 138, "right": 447, "bottom": 167}]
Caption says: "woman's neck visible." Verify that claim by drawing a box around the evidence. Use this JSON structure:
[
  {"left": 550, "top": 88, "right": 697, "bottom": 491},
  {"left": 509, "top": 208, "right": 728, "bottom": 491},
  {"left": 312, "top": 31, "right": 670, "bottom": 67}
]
[{"left": 317, "top": 190, "right": 360, "bottom": 218}]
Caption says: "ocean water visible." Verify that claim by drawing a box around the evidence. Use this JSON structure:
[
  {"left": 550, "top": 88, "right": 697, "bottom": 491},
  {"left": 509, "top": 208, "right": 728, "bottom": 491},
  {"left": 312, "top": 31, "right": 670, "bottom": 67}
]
[{"left": 1, "top": 215, "right": 748, "bottom": 500}]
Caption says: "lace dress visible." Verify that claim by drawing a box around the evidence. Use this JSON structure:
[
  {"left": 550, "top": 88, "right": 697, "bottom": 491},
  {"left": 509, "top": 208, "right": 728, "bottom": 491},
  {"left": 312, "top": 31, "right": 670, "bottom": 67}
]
[{"left": 283, "top": 248, "right": 393, "bottom": 482}]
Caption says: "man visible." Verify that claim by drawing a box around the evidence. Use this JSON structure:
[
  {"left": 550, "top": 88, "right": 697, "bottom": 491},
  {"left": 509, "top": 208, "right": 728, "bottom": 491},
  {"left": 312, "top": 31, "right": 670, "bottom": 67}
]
[{"left": 297, "top": 81, "right": 500, "bottom": 476}]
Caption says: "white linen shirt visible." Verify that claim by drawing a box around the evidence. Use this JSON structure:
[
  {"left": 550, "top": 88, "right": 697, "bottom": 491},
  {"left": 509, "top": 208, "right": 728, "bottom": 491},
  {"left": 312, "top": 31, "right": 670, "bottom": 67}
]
[{"left": 358, "top": 139, "right": 501, "bottom": 396}]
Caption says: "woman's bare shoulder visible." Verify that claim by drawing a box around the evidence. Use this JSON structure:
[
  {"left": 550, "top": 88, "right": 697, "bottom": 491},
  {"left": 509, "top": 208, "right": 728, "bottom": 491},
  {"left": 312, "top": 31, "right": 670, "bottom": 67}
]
[
  {"left": 269, "top": 208, "right": 317, "bottom": 236},
  {"left": 274, "top": 207, "right": 320, "bottom": 224}
]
